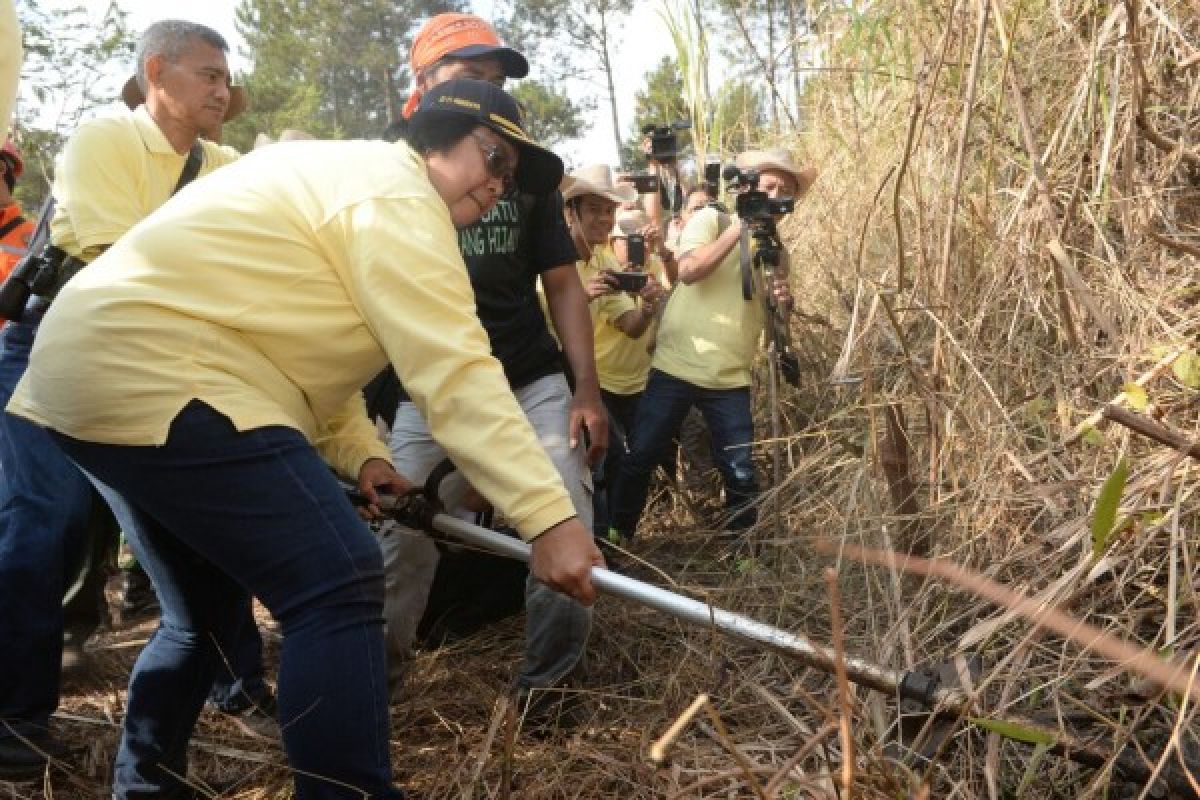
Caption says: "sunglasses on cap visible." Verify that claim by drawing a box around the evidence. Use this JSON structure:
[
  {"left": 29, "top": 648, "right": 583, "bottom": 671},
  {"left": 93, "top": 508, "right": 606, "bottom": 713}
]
[{"left": 471, "top": 130, "right": 516, "bottom": 193}]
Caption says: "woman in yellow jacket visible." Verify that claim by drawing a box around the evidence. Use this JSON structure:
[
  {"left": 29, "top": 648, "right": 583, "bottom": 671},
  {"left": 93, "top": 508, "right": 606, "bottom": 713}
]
[{"left": 8, "top": 80, "right": 602, "bottom": 799}]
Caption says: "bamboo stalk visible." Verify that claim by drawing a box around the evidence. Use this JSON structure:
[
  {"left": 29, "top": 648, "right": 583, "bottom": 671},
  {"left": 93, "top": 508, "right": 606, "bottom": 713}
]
[{"left": 1101, "top": 406, "right": 1200, "bottom": 461}]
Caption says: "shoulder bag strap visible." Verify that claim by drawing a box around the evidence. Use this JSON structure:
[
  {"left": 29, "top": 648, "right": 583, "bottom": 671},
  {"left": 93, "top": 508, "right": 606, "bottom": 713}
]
[{"left": 172, "top": 142, "right": 205, "bottom": 195}]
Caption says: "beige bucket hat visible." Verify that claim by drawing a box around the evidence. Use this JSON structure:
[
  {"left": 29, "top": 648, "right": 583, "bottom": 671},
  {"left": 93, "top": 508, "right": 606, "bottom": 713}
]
[
  {"left": 610, "top": 208, "right": 651, "bottom": 238},
  {"left": 735, "top": 148, "right": 817, "bottom": 195},
  {"left": 253, "top": 129, "right": 316, "bottom": 149},
  {"left": 561, "top": 164, "right": 638, "bottom": 205},
  {"left": 121, "top": 75, "right": 248, "bottom": 122}
]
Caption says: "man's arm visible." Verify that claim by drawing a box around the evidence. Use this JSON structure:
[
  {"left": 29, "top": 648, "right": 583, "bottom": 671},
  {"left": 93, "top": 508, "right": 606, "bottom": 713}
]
[
  {"left": 542, "top": 263, "right": 608, "bottom": 466},
  {"left": 676, "top": 214, "right": 744, "bottom": 285}
]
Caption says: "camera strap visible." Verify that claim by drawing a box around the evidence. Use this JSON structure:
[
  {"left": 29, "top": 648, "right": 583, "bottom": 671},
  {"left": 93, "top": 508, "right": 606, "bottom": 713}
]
[
  {"left": 0, "top": 215, "right": 26, "bottom": 241},
  {"left": 173, "top": 142, "right": 204, "bottom": 195},
  {"left": 738, "top": 225, "right": 754, "bottom": 302}
]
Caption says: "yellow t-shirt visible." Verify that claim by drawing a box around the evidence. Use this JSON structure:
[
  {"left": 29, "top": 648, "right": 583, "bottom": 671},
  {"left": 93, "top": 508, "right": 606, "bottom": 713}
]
[
  {"left": 49, "top": 105, "right": 240, "bottom": 262},
  {"left": 651, "top": 208, "right": 764, "bottom": 389},
  {"left": 585, "top": 250, "right": 666, "bottom": 396},
  {"left": 9, "top": 140, "right": 576, "bottom": 541},
  {"left": 0, "top": 0, "right": 19, "bottom": 138}
]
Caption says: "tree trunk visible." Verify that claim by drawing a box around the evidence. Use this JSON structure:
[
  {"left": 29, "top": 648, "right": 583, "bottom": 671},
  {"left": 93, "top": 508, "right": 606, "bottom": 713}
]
[
  {"left": 786, "top": 0, "right": 803, "bottom": 125},
  {"left": 766, "top": 0, "right": 779, "bottom": 133},
  {"left": 599, "top": 10, "right": 622, "bottom": 162},
  {"left": 879, "top": 402, "right": 928, "bottom": 556}
]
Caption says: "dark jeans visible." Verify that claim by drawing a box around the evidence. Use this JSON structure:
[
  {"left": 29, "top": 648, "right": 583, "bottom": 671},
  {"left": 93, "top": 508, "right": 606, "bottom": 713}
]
[
  {"left": 593, "top": 390, "right": 641, "bottom": 537},
  {"left": 610, "top": 369, "right": 759, "bottom": 537},
  {"left": 55, "top": 400, "right": 402, "bottom": 799},
  {"left": 0, "top": 315, "right": 94, "bottom": 740}
]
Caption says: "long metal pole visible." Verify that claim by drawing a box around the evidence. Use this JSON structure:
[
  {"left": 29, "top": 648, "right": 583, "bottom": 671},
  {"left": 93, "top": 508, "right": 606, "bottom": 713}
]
[{"left": 419, "top": 511, "right": 1195, "bottom": 795}]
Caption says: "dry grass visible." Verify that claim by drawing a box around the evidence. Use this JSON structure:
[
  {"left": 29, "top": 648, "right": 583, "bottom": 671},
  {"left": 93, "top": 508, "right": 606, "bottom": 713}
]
[{"left": 6, "top": 0, "right": 1200, "bottom": 796}]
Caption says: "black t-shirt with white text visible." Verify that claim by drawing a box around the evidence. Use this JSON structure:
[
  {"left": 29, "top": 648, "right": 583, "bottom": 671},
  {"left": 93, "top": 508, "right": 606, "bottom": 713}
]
[
  {"left": 394, "top": 190, "right": 577, "bottom": 407},
  {"left": 462, "top": 190, "right": 576, "bottom": 388}
]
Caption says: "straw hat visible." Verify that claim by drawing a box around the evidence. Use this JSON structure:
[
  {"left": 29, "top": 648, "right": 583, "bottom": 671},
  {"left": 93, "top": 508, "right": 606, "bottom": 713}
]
[
  {"left": 253, "top": 129, "right": 316, "bottom": 149},
  {"left": 611, "top": 208, "right": 650, "bottom": 238},
  {"left": 561, "top": 164, "right": 637, "bottom": 205},
  {"left": 121, "top": 75, "right": 248, "bottom": 122},
  {"left": 735, "top": 149, "right": 817, "bottom": 196}
]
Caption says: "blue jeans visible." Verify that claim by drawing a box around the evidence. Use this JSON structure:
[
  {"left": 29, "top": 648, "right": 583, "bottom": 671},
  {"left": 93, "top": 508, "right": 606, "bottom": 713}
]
[
  {"left": 54, "top": 401, "right": 403, "bottom": 799},
  {"left": 593, "top": 390, "right": 641, "bottom": 537},
  {"left": 0, "top": 315, "right": 94, "bottom": 740},
  {"left": 610, "top": 369, "right": 759, "bottom": 537}
]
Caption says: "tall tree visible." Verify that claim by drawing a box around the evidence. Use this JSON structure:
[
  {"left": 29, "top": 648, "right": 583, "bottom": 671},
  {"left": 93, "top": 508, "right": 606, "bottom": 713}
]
[
  {"left": 619, "top": 55, "right": 688, "bottom": 168},
  {"left": 226, "top": 0, "right": 464, "bottom": 150},
  {"left": 13, "top": 0, "right": 135, "bottom": 207},
  {"left": 712, "top": 0, "right": 812, "bottom": 131},
  {"left": 498, "top": 0, "right": 634, "bottom": 163},
  {"left": 510, "top": 80, "right": 589, "bottom": 148}
]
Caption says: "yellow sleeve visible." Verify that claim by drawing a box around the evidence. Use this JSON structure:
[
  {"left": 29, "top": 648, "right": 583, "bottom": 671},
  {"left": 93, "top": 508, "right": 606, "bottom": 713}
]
[
  {"left": 338, "top": 197, "right": 577, "bottom": 541},
  {"left": 315, "top": 391, "right": 392, "bottom": 479},
  {"left": 677, "top": 206, "right": 721, "bottom": 255},
  {"left": 0, "top": 0, "right": 19, "bottom": 138},
  {"left": 201, "top": 141, "right": 241, "bottom": 172},
  {"left": 51, "top": 121, "right": 146, "bottom": 255}
]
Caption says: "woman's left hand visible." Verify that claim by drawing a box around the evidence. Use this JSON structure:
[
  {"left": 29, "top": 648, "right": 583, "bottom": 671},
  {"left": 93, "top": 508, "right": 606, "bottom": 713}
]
[{"left": 357, "top": 457, "right": 414, "bottom": 519}]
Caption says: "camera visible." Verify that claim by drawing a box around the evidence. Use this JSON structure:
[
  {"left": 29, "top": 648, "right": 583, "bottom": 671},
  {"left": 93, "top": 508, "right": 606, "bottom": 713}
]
[
  {"left": 619, "top": 171, "right": 660, "bottom": 194},
  {"left": 608, "top": 270, "right": 648, "bottom": 292},
  {"left": 641, "top": 120, "right": 691, "bottom": 162},
  {"left": 0, "top": 245, "right": 69, "bottom": 321},
  {"left": 722, "top": 166, "right": 795, "bottom": 224},
  {"left": 626, "top": 233, "right": 646, "bottom": 268},
  {"left": 703, "top": 159, "right": 721, "bottom": 191}
]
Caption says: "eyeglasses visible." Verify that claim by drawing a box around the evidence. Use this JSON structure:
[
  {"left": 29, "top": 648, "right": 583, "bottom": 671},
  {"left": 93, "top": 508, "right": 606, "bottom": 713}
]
[{"left": 471, "top": 131, "right": 517, "bottom": 193}]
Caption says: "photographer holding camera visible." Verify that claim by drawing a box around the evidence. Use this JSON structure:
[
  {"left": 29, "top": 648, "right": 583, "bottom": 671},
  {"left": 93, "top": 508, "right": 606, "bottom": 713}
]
[
  {"left": 639, "top": 122, "right": 690, "bottom": 233},
  {"left": 608, "top": 149, "right": 815, "bottom": 542},
  {"left": 562, "top": 168, "right": 667, "bottom": 537}
]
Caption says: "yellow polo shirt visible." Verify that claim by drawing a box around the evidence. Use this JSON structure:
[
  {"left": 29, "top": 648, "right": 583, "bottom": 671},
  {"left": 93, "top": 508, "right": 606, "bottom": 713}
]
[
  {"left": 0, "top": 0, "right": 19, "bottom": 137},
  {"left": 9, "top": 140, "right": 576, "bottom": 541},
  {"left": 651, "top": 208, "right": 763, "bottom": 389},
  {"left": 49, "top": 105, "right": 240, "bottom": 263},
  {"left": 584, "top": 250, "right": 665, "bottom": 397}
]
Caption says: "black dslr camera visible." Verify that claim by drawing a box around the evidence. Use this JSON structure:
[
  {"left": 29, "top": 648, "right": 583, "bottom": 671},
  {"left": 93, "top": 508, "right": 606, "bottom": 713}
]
[
  {"left": 642, "top": 120, "right": 691, "bottom": 162},
  {"left": 722, "top": 165, "right": 795, "bottom": 226}
]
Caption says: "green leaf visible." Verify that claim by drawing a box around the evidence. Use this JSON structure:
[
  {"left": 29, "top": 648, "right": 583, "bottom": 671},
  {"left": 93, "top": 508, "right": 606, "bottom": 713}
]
[
  {"left": 1092, "top": 458, "right": 1129, "bottom": 558},
  {"left": 1172, "top": 351, "right": 1200, "bottom": 389},
  {"left": 969, "top": 717, "right": 1057, "bottom": 746},
  {"left": 1081, "top": 427, "right": 1105, "bottom": 447},
  {"left": 1123, "top": 383, "right": 1149, "bottom": 412}
]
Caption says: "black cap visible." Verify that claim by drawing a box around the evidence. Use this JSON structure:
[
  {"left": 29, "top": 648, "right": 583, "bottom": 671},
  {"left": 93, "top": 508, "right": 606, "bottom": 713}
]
[
  {"left": 411, "top": 79, "right": 563, "bottom": 195},
  {"left": 446, "top": 43, "right": 529, "bottom": 79}
]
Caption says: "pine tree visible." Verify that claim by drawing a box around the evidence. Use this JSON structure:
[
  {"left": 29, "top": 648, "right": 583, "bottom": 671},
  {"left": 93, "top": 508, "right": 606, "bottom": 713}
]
[
  {"left": 225, "top": 0, "right": 465, "bottom": 151},
  {"left": 510, "top": 80, "right": 589, "bottom": 148},
  {"left": 12, "top": 0, "right": 135, "bottom": 208}
]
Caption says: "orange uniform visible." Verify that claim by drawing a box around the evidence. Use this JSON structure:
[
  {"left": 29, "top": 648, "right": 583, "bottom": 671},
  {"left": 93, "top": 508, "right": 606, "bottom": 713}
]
[{"left": 0, "top": 201, "right": 32, "bottom": 283}]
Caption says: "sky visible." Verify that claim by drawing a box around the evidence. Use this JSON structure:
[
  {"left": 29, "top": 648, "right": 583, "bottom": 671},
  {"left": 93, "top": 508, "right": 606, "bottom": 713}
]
[{"left": 47, "top": 0, "right": 686, "bottom": 167}]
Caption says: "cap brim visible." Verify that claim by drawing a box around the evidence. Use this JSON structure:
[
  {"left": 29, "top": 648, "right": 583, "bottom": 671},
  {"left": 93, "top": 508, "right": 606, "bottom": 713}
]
[
  {"left": 480, "top": 117, "right": 563, "bottom": 195},
  {"left": 562, "top": 179, "right": 637, "bottom": 205},
  {"left": 446, "top": 44, "right": 530, "bottom": 79},
  {"left": 409, "top": 109, "right": 563, "bottom": 194}
]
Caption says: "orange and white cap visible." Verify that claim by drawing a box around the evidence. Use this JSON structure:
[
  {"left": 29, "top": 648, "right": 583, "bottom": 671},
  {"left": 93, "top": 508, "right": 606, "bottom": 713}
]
[{"left": 402, "top": 13, "right": 528, "bottom": 119}]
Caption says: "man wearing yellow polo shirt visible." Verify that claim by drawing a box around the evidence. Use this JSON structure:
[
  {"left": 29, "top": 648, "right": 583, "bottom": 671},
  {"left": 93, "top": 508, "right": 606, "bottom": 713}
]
[
  {"left": 0, "top": 20, "right": 252, "bottom": 779},
  {"left": 561, "top": 169, "right": 667, "bottom": 537},
  {"left": 609, "top": 149, "right": 815, "bottom": 542}
]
